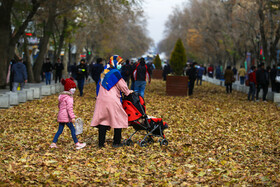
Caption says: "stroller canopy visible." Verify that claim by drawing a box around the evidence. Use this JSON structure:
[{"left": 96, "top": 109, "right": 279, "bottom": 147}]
[{"left": 123, "top": 92, "right": 146, "bottom": 122}]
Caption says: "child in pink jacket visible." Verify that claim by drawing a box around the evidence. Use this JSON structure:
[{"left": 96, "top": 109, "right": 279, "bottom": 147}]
[{"left": 50, "top": 77, "right": 86, "bottom": 149}]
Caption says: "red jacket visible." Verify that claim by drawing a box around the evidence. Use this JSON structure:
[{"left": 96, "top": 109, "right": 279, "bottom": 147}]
[{"left": 248, "top": 71, "right": 257, "bottom": 84}]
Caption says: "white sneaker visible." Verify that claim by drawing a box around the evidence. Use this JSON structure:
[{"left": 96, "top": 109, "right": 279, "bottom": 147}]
[
  {"left": 50, "top": 143, "right": 58, "bottom": 148},
  {"left": 75, "top": 142, "right": 86, "bottom": 150}
]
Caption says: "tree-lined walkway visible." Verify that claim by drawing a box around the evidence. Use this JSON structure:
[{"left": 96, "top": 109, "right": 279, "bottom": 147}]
[{"left": 0, "top": 80, "right": 279, "bottom": 185}]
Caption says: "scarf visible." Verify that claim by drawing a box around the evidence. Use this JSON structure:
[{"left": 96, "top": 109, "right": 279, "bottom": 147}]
[{"left": 96, "top": 55, "right": 123, "bottom": 95}]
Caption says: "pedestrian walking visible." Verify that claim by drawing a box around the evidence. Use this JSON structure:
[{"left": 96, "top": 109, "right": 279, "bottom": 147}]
[
  {"left": 91, "top": 55, "right": 133, "bottom": 148},
  {"left": 238, "top": 65, "right": 246, "bottom": 85},
  {"left": 232, "top": 66, "right": 237, "bottom": 81},
  {"left": 224, "top": 66, "right": 234, "bottom": 93},
  {"left": 208, "top": 65, "right": 214, "bottom": 78},
  {"left": 162, "top": 63, "right": 171, "bottom": 81},
  {"left": 11, "top": 58, "right": 27, "bottom": 92},
  {"left": 215, "top": 65, "right": 222, "bottom": 79},
  {"left": 50, "top": 78, "right": 86, "bottom": 149},
  {"left": 248, "top": 66, "right": 257, "bottom": 101},
  {"left": 76, "top": 59, "right": 88, "bottom": 96},
  {"left": 275, "top": 63, "right": 280, "bottom": 93},
  {"left": 133, "top": 58, "right": 151, "bottom": 98},
  {"left": 196, "top": 64, "right": 204, "bottom": 85},
  {"left": 121, "top": 59, "right": 132, "bottom": 86},
  {"left": 54, "top": 57, "right": 64, "bottom": 83},
  {"left": 90, "top": 58, "right": 104, "bottom": 86},
  {"left": 42, "top": 58, "right": 53, "bottom": 85},
  {"left": 187, "top": 62, "right": 197, "bottom": 96},
  {"left": 256, "top": 63, "right": 269, "bottom": 101}
]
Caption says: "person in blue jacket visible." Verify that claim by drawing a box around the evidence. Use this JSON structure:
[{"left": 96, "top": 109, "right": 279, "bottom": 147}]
[{"left": 12, "top": 57, "right": 27, "bottom": 92}]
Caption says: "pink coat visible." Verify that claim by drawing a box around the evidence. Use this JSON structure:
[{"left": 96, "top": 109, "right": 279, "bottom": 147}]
[
  {"left": 57, "top": 92, "right": 75, "bottom": 123},
  {"left": 91, "top": 78, "right": 131, "bottom": 128}
]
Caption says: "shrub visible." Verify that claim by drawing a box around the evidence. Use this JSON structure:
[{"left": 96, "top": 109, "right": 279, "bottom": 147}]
[
  {"left": 170, "top": 38, "right": 187, "bottom": 76},
  {"left": 153, "top": 54, "right": 162, "bottom": 69}
]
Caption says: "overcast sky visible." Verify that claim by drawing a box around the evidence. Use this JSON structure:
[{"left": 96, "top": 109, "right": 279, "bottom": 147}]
[{"left": 143, "top": 0, "right": 189, "bottom": 47}]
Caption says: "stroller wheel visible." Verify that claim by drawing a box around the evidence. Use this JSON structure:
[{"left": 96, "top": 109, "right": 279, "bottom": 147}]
[
  {"left": 147, "top": 137, "right": 154, "bottom": 144},
  {"left": 139, "top": 140, "right": 147, "bottom": 147},
  {"left": 160, "top": 139, "right": 168, "bottom": 146},
  {"left": 124, "top": 139, "right": 133, "bottom": 146}
]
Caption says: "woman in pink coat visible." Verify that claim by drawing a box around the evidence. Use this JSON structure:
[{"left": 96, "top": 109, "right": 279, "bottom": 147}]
[
  {"left": 91, "top": 55, "right": 133, "bottom": 148},
  {"left": 50, "top": 78, "right": 86, "bottom": 149}
]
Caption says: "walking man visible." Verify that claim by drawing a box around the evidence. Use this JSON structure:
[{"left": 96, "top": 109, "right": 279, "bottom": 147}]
[{"left": 12, "top": 57, "right": 27, "bottom": 92}]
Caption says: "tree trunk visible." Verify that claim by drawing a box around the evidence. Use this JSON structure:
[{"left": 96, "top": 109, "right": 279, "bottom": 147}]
[
  {"left": 56, "top": 17, "right": 67, "bottom": 62},
  {"left": 63, "top": 47, "right": 68, "bottom": 79},
  {"left": 33, "top": 1, "right": 57, "bottom": 82},
  {"left": 258, "top": 0, "right": 269, "bottom": 64},
  {"left": 23, "top": 35, "right": 34, "bottom": 82},
  {"left": 0, "top": 0, "right": 42, "bottom": 88},
  {"left": 0, "top": 0, "right": 14, "bottom": 88}
]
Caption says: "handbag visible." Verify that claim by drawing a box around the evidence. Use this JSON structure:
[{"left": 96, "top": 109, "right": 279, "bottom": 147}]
[
  {"left": 276, "top": 76, "right": 280, "bottom": 83},
  {"left": 74, "top": 118, "right": 83, "bottom": 135},
  {"left": 245, "top": 79, "right": 249, "bottom": 86},
  {"left": 232, "top": 77, "right": 236, "bottom": 82}
]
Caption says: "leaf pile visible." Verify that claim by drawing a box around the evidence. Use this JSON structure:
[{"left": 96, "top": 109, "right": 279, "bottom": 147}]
[{"left": 0, "top": 80, "right": 279, "bottom": 185}]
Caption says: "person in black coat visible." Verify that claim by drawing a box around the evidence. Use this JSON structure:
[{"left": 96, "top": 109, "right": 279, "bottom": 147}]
[
  {"left": 76, "top": 59, "right": 88, "bottom": 96},
  {"left": 163, "top": 63, "right": 171, "bottom": 81},
  {"left": 121, "top": 59, "right": 132, "bottom": 87},
  {"left": 42, "top": 58, "right": 53, "bottom": 85},
  {"left": 54, "top": 57, "right": 64, "bottom": 83},
  {"left": 90, "top": 58, "right": 104, "bottom": 85},
  {"left": 12, "top": 57, "right": 27, "bottom": 92},
  {"left": 187, "top": 62, "right": 197, "bottom": 96},
  {"left": 256, "top": 63, "right": 269, "bottom": 101}
]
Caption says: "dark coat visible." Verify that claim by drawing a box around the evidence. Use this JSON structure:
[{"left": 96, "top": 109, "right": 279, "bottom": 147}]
[
  {"left": 187, "top": 67, "right": 197, "bottom": 82},
  {"left": 256, "top": 68, "right": 269, "bottom": 85},
  {"left": 76, "top": 63, "right": 88, "bottom": 80},
  {"left": 43, "top": 62, "right": 53, "bottom": 72},
  {"left": 12, "top": 62, "right": 27, "bottom": 83},
  {"left": 121, "top": 64, "right": 132, "bottom": 81},
  {"left": 224, "top": 69, "right": 234, "bottom": 84},
  {"left": 54, "top": 62, "right": 64, "bottom": 74},
  {"left": 91, "top": 63, "right": 104, "bottom": 82}
]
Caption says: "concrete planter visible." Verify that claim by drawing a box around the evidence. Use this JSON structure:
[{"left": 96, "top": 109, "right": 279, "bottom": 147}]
[
  {"left": 55, "top": 84, "right": 61, "bottom": 93},
  {"left": 41, "top": 85, "right": 51, "bottom": 96},
  {"left": 274, "top": 93, "right": 280, "bottom": 103},
  {"left": 0, "top": 94, "right": 10, "bottom": 108},
  {"left": 18, "top": 90, "right": 27, "bottom": 103},
  {"left": 50, "top": 85, "right": 56, "bottom": 94},
  {"left": 30, "top": 88, "right": 41, "bottom": 99},
  {"left": 24, "top": 89, "right": 34, "bottom": 101},
  {"left": 5, "top": 92, "right": 19, "bottom": 106},
  {"left": 267, "top": 91, "right": 274, "bottom": 101}
]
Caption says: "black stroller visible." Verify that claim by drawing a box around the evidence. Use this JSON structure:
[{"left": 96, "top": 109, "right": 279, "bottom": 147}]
[{"left": 122, "top": 92, "right": 168, "bottom": 147}]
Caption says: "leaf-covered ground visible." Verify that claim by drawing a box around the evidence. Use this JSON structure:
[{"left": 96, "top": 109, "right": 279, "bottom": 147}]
[{"left": 0, "top": 80, "right": 280, "bottom": 186}]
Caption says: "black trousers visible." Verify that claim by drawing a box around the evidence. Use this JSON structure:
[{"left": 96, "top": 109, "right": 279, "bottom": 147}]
[
  {"left": 55, "top": 73, "right": 62, "bottom": 83},
  {"left": 256, "top": 83, "right": 268, "bottom": 101},
  {"left": 225, "top": 83, "right": 232, "bottom": 93},
  {"left": 98, "top": 125, "right": 122, "bottom": 147},
  {"left": 189, "top": 80, "right": 195, "bottom": 96}
]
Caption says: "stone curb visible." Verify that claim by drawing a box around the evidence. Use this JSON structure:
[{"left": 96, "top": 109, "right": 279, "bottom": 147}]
[{"left": 0, "top": 79, "right": 92, "bottom": 109}]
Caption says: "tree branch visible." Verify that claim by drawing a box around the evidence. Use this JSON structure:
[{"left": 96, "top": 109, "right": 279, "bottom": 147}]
[{"left": 10, "top": 0, "right": 46, "bottom": 45}]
